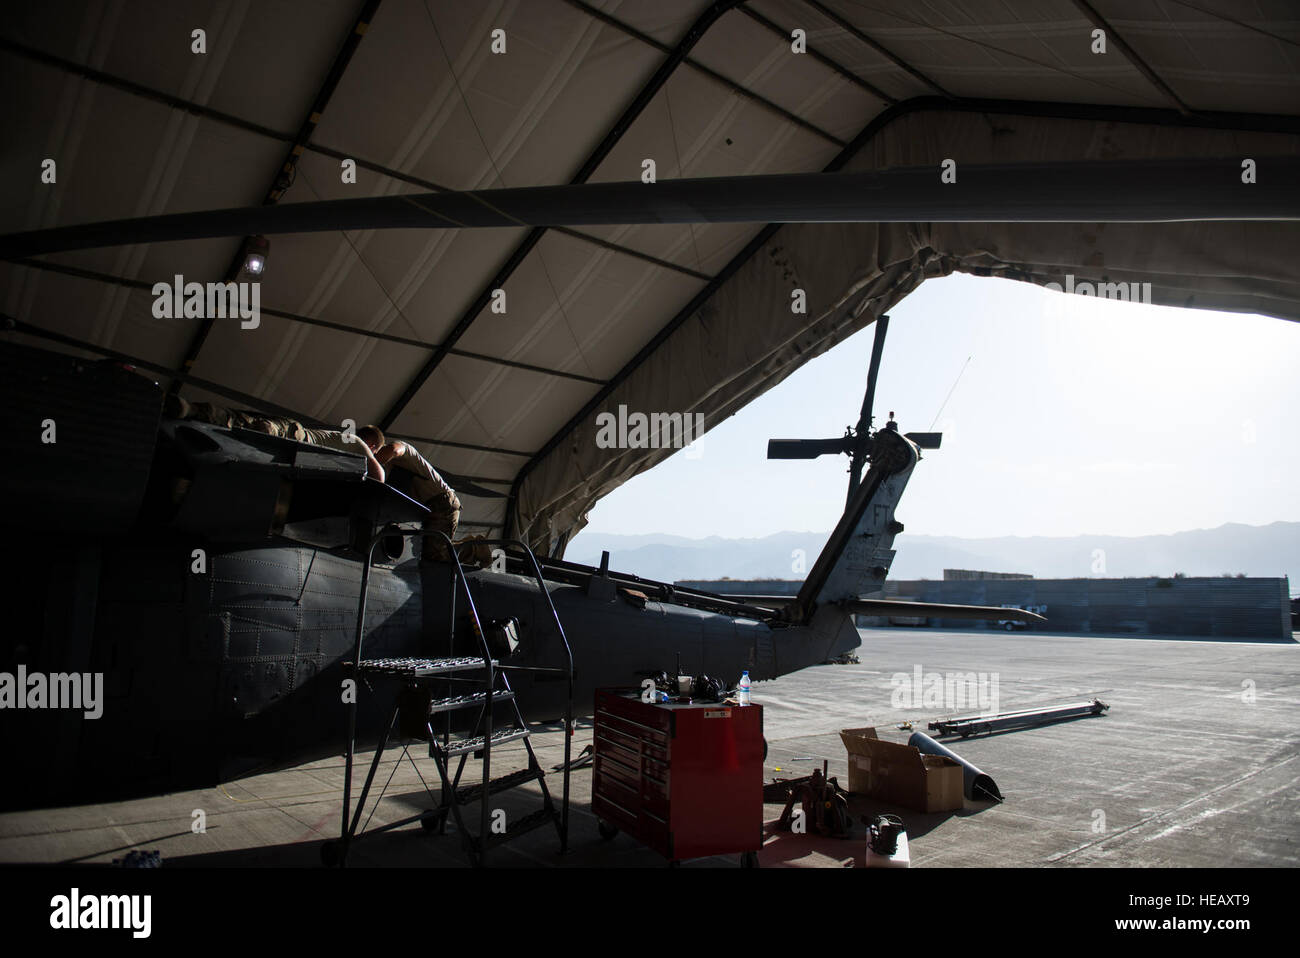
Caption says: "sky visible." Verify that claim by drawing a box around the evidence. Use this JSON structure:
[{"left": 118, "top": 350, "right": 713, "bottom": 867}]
[{"left": 572, "top": 273, "right": 1300, "bottom": 544}]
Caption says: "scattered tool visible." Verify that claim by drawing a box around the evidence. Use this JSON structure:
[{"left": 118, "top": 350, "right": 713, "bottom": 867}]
[
  {"left": 928, "top": 698, "right": 1109, "bottom": 738},
  {"left": 113, "top": 850, "right": 162, "bottom": 868},
  {"left": 769, "top": 762, "right": 853, "bottom": 839},
  {"left": 552, "top": 744, "right": 593, "bottom": 772}
]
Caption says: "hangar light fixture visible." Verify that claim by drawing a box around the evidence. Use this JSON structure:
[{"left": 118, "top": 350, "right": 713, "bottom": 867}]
[{"left": 241, "top": 235, "right": 269, "bottom": 275}]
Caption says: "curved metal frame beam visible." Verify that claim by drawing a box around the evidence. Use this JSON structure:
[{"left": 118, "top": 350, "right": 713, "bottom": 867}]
[
  {"left": 562, "top": 0, "right": 846, "bottom": 147},
  {"left": 736, "top": 2, "right": 895, "bottom": 104},
  {"left": 504, "top": 93, "right": 1300, "bottom": 543},
  {"left": 376, "top": 0, "right": 745, "bottom": 432},
  {"left": 799, "top": 0, "right": 949, "bottom": 97},
  {"left": 1070, "top": 0, "right": 1191, "bottom": 115}
]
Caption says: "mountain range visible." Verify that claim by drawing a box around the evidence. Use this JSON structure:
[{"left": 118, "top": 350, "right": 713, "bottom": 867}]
[{"left": 565, "top": 522, "right": 1300, "bottom": 586}]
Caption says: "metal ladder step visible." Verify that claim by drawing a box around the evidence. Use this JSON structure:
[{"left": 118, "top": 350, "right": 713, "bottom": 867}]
[
  {"left": 439, "top": 726, "right": 531, "bottom": 758},
  {"left": 427, "top": 690, "right": 515, "bottom": 715},
  {"left": 453, "top": 767, "right": 538, "bottom": 806},
  {"left": 359, "top": 656, "right": 494, "bottom": 677}
]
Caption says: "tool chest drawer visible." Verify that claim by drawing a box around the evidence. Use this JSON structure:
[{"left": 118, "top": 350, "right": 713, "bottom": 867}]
[{"left": 592, "top": 688, "right": 762, "bottom": 863}]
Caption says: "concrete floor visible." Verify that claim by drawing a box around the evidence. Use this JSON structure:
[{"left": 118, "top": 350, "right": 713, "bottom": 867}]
[{"left": 2, "top": 629, "right": 1296, "bottom": 867}]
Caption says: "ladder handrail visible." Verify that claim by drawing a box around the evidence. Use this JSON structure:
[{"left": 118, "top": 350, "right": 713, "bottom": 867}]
[
  {"left": 469, "top": 538, "right": 575, "bottom": 850},
  {"left": 340, "top": 529, "right": 388, "bottom": 862},
  {"left": 469, "top": 539, "right": 575, "bottom": 682}
]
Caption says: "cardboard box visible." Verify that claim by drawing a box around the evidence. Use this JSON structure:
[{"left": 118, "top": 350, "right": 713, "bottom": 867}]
[{"left": 840, "top": 727, "right": 964, "bottom": 813}]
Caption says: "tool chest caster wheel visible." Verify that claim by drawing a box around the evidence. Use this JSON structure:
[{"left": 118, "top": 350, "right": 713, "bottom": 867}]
[
  {"left": 741, "top": 851, "right": 759, "bottom": 868},
  {"left": 597, "top": 819, "right": 619, "bottom": 841}
]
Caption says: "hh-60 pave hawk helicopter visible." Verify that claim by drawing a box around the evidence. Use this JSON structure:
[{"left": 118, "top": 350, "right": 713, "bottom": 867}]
[
  {"left": 4, "top": 158, "right": 1287, "bottom": 855},
  {"left": 0, "top": 318, "right": 1036, "bottom": 805}
]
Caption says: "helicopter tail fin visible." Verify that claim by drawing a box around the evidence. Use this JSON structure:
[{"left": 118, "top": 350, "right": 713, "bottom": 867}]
[
  {"left": 781, "top": 426, "right": 1047, "bottom": 636},
  {"left": 789, "top": 428, "right": 920, "bottom": 625}
]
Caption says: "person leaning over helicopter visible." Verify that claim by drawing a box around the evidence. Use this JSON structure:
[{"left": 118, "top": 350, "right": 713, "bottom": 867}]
[
  {"left": 355, "top": 425, "right": 461, "bottom": 553},
  {"left": 163, "top": 400, "right": 455, "bottom": 532},
  {"left": 300, "top": 424, "right": 461, "bottom": 542},
  {"left": 296, "top": 422, "right": 387, "bottom": 481}
]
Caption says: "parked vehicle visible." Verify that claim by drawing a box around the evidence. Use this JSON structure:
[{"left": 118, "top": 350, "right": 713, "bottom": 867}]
[{"left": 998, "top": 604, "right": 1048, "bottom": 630}]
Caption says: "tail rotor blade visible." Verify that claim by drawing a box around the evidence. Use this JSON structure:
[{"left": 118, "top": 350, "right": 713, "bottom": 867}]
[
  {"left": 766, "top": 438, "right": 851, "bottom": 460},
  {"left": 904, "top": 432, "right": 943, "bottom": 449}
]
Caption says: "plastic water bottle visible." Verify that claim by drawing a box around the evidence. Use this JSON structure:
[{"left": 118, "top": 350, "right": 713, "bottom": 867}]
[{"left": 738, "top": 671, "right": 751, "bottom": 706}]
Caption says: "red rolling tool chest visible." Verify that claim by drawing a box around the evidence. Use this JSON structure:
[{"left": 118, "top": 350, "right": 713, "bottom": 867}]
[{"left": 592, "top": 688, "right": 764, "bottom": 865}]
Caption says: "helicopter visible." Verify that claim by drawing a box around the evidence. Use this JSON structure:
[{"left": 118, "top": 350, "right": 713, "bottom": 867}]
[{"left": 0, "top": 306, "right": 1039, "bottom": 811}]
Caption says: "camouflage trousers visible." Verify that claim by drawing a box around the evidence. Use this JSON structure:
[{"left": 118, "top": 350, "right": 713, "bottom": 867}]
[
  {"left": 421, "top": 491, "right": 461, "bottom": 560},
  {"left": 174, "top": 400, "right": 309, "bottom": 442}
]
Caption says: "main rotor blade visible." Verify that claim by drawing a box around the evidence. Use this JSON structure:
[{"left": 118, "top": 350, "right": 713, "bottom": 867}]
[
  {"left": 857, "top": 314, "right": 889, "bottom": 437},
  {"left": 2, "top": 157, "right": 1296, "bottom": 258},
  {"left": 436, "top": 472, "right": 506, "bottom": 500},
  {"left": 847, "top": 314, "right": 890, "bottom": 501}
]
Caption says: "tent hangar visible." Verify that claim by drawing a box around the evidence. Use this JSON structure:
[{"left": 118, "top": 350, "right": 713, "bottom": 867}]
[{"left": 1, "top": 0, "right": 1297, "bottom": 555}]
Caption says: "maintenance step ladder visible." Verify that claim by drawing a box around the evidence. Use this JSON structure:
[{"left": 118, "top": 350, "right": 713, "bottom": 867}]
[{"left": 325, "top": 530, "right": 573, "bottom": 868}]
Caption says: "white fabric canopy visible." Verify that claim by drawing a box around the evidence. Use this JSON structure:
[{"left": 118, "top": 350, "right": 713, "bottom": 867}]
[{"left": 2, "top": 0, "right": 1296, "bottom": 554}]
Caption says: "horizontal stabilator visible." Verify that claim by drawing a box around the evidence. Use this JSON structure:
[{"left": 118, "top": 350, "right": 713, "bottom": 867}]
[{"left": 1, "top": 157, "right": 1296, "bottom": 259}]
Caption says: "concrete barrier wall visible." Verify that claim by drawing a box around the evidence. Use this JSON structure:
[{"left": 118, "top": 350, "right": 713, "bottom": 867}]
[
  {"left": 678, "top": 577, "right": 1292, "bottom": 640},
  {"left": 888, "top": 577, "right": 1290, "bottom": 639}
]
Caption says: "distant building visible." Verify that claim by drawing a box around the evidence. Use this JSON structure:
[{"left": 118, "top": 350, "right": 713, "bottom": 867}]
[
  {"left": 677, "top": 576, "right": 1292, "bottom": 640},
  {"left": 886, "top": 576, "right": 1291, "bottom": 639},
  {"left": 944, "top": 569, "right": 1032, "bottom": 581}
]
